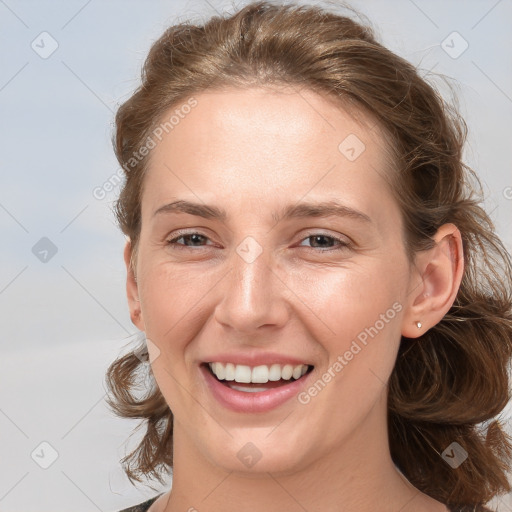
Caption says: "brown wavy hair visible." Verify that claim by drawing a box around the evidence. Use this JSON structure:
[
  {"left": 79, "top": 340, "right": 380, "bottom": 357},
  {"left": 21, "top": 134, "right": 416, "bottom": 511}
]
[{"left": 105, "top": 1, "right": 512, "bottom": 507}]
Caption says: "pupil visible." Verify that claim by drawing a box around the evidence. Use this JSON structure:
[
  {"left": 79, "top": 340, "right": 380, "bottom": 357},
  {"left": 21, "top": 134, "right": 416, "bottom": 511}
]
[
  {"left": 188, "top": 234, "right": 204, "bottom": 245},
  {"left": 312, "top": 235, "right": 331, "bottom": 247}
]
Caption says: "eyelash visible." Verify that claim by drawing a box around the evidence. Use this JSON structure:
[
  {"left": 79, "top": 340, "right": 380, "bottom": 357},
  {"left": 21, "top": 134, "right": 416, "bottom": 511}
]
[{"left": 166, "top": 231, "right": 350, "bottom": 252}]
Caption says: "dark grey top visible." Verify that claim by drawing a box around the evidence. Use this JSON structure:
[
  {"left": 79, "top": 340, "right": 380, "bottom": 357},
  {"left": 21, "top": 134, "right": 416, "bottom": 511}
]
[
  {"left": 117, "top": 494, "right": 162, "bottom": 512},
  {"left": 117, "top": 494, "right": 492, "bottom": 512}
]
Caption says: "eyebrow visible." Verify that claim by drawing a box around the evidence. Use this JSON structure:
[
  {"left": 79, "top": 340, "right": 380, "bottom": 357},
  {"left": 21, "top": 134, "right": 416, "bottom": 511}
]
[{"left": 153, "top": 199, "right": 372, "bottom": 224}]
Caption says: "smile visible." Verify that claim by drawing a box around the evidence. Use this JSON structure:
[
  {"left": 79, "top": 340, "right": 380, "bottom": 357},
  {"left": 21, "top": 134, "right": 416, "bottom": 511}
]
[
  {"left": 201, "top": 361, "right": 314, "bottom": 412},
  {"left": 209, "top": 362, "right": 310, "bottom": 386}
]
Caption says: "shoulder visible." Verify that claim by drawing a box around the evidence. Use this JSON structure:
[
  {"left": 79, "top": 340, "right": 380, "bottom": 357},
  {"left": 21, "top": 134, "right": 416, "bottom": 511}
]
[{"left": 116, "top": 494, "right": 162, "bottom": 512}]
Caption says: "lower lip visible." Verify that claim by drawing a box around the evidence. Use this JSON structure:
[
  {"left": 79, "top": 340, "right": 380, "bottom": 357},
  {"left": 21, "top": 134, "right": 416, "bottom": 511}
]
[{"left": 200, "top": 364, "right": 312, "bottom": 413}]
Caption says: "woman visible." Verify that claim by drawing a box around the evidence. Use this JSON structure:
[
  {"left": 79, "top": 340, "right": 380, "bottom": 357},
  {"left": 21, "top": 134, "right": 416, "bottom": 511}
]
[{"left": 106, "top": 2, "right": 512, "bottom": 511}]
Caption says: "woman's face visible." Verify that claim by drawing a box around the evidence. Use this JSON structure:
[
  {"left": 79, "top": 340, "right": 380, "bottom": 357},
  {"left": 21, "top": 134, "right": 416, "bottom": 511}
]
[{"left": 130, "top": 86, "right": 416, "bottom": 474}]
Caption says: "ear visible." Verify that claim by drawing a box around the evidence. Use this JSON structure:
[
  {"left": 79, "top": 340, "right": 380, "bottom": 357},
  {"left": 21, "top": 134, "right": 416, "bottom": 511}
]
[
  {"left": 401, "top": 223, "right": 464, "bottom": 338},
  {"left": 124, "top": 240, "right": 145, "bottom": 331}
]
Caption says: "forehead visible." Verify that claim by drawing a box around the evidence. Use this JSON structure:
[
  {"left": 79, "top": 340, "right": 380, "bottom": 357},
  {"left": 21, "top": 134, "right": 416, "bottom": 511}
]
[{"left": 142, "top": 86, "right": 398, "bottom": 224}]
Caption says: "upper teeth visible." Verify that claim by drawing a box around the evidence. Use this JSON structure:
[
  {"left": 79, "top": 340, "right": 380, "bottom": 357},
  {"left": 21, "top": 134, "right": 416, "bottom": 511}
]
[{"left": 208, "top": 362, "right": 309, "bottom": 383}]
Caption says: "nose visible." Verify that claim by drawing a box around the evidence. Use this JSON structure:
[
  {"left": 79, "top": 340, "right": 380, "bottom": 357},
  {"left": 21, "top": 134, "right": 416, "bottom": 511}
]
[{"left": 213, "top": 244, "right": 290, "bottom": 335}]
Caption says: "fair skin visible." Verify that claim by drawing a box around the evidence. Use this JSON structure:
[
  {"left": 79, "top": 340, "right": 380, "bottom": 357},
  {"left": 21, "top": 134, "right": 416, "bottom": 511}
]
[{"left": 124, "top": 86, "right": 463, "bottom": 512}]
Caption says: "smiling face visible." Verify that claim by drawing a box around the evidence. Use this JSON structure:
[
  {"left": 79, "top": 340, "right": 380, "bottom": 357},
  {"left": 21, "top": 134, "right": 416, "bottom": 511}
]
[{"left": 126, "top": 86, "right": 416, "bottom": 475}]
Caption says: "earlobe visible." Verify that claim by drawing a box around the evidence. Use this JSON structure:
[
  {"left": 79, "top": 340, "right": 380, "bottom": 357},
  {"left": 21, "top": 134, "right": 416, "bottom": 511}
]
[
  {"left": 401, "top": 223, "right": 464, "bottom": 338},
  {"left": 124, "top": 240, "right": 145, "bottom": 330}
]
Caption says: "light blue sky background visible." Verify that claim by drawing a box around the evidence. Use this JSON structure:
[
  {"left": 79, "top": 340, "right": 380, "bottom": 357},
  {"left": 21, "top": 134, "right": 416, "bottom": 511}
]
[{"left": 1, "top": 1, "right": 511, "bottom": 511}]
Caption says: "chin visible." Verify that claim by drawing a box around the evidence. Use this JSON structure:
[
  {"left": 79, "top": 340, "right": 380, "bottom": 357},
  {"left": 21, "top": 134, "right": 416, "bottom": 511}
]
[{"left": 201, "top": 429, "right": 315, "bottom": 477}]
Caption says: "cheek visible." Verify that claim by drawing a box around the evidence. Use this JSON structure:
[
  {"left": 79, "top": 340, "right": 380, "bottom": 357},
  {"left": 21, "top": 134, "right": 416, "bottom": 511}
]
[
  {"left": 138, "top": 262, "right": 208, "bottom": 348},
  {"left": 139, "top": 252, "right": 407, "bottom": 350},
  {"left": 292, "top": 267, "right": 405, "bottom": 425},
  {"left": 138, "top": 263, "right": 215, "bottom": 412},
  {"left": 131, "top": 234, "right": 200, "bottom": 409},
  {"left": 283, "top": 261, "right": 406, "bottom": 405},
  {"left": 283, "top": 261, "right": 405, "bottom": 340}
]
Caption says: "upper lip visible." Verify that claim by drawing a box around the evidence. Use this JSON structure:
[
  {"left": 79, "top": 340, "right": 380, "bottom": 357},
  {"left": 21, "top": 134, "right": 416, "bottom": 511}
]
[{"left": 201, "top": 352, "right": 313, "bottom": 367}]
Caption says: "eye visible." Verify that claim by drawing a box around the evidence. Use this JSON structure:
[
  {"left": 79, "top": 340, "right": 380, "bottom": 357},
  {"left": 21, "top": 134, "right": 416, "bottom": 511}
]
[
  {"left": 298, "top": 233, "right": 349, "bottom": 251},
  {"left": 165, "top": 231, "right": 350, "bottom": 252},
  {"left": 167, "top": 232, "right": 214, "bottom": 248}
]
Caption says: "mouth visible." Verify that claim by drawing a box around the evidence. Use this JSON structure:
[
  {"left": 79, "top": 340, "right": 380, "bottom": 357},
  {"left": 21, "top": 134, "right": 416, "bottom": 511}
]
[
  {"left": 205, "top": 362, "right": 313, "bottom": 391},
  {"left": 200, "top": 361, "right": 314, "bottom": 412}
]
